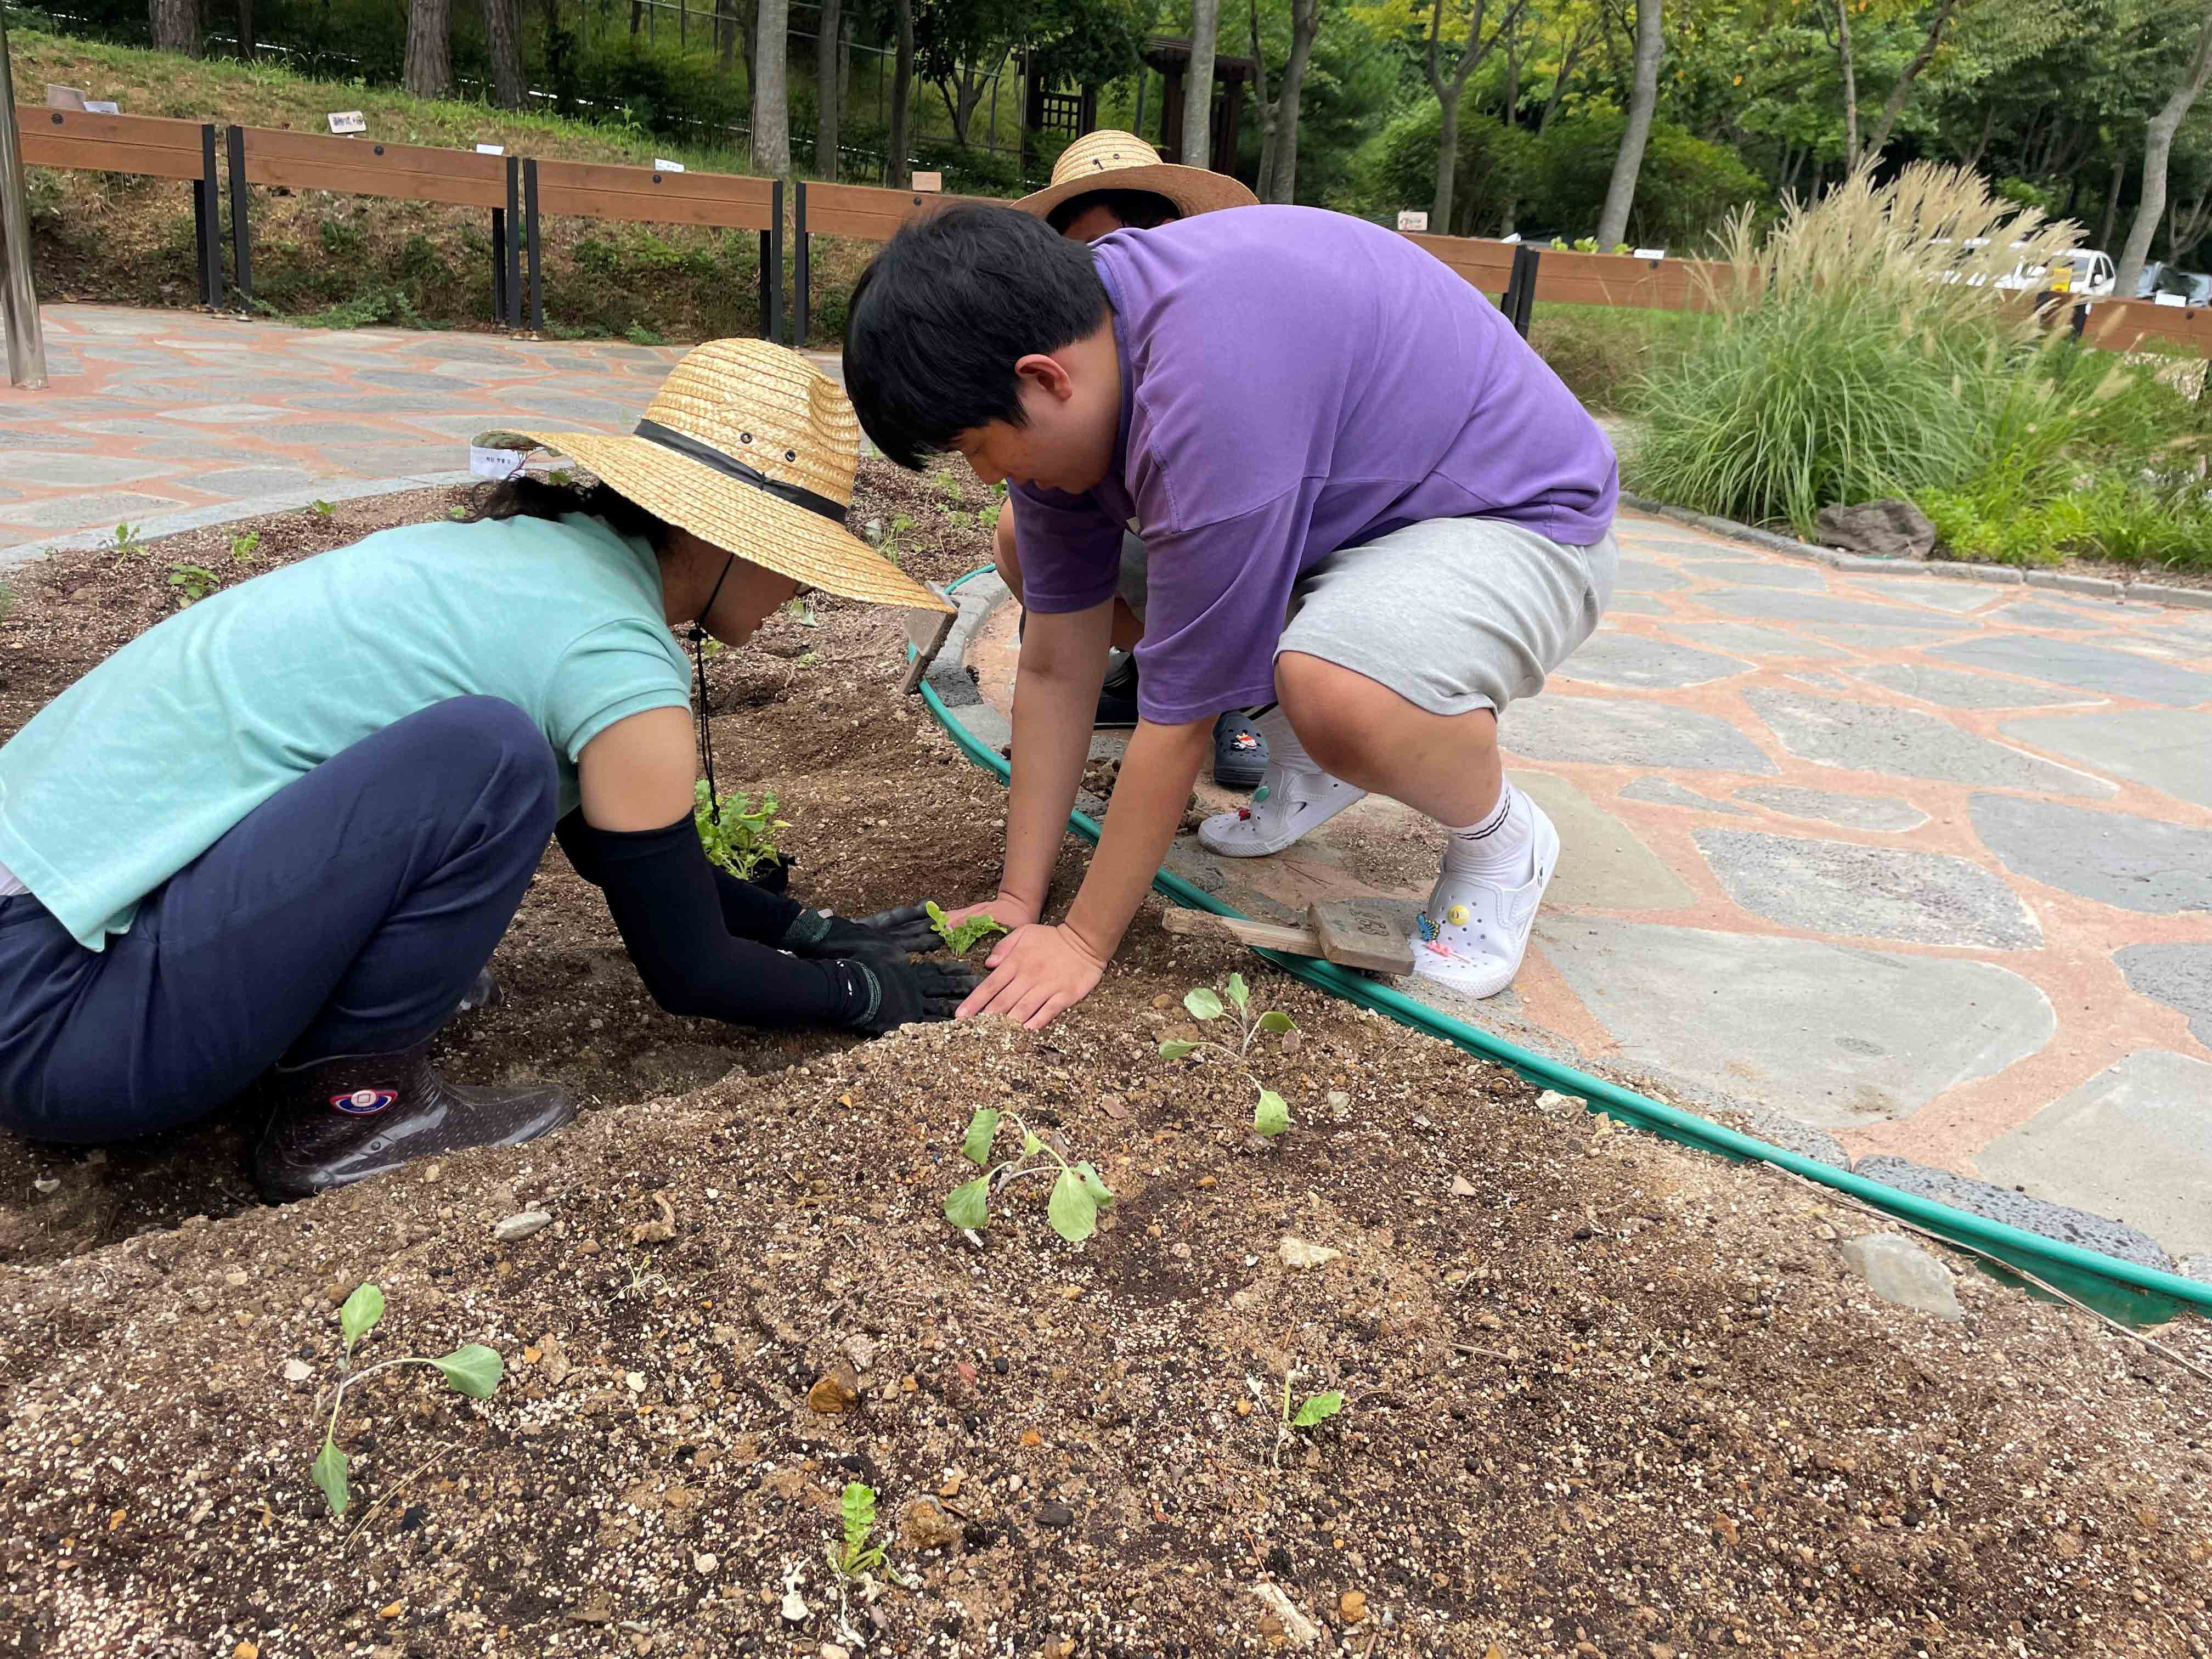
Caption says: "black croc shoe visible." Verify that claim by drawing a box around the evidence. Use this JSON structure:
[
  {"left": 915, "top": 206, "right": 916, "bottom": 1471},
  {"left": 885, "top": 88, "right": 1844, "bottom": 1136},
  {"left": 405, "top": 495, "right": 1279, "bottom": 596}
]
[
  {"left": 1212, "top": 710, "right": 1269, "bottom": 790},
  {"left": 255, "top": 1039, "right": 576, "bottom": 1203},
  {"left": 1095, "top": 652, "right": 1141, "bottom": 729}
]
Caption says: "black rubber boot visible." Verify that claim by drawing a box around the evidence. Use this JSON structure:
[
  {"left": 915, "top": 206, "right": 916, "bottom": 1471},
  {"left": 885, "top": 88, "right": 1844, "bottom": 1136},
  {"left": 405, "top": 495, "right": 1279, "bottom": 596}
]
[{"left": 254, "top": 1038, "right": 576, "bottom": 1203}]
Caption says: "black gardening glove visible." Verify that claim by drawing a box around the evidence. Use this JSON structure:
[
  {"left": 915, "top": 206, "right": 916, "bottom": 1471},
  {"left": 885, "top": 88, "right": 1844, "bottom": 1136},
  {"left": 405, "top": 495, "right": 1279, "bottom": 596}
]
[
  {"left": 782, "top": 901, "right": 945, "bottom": 964},
  {"left": 837, "top": 959, "right": 983, "bottom": 1035}
]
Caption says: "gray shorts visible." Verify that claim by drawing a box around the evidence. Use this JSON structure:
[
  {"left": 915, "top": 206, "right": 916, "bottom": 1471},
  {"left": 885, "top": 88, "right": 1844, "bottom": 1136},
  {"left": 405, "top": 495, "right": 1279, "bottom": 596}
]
[{"left": 1117, "top": 518, "right": 1616, "bottom": 716}]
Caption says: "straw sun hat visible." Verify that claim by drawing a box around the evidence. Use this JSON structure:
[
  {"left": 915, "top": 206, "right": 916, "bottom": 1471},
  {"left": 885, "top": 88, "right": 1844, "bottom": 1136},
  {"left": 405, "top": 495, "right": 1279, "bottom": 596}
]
[
  {"left": 1014, "top": 129, "right": 1257, "bottom": 223},
  {"left": 518, "top": 338, "right": 949, "bottom": 614}
]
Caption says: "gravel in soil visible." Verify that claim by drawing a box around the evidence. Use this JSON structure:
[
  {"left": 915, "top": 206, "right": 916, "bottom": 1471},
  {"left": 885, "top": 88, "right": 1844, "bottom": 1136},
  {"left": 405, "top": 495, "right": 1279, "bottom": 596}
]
[{"left": 3, "top": 466, "right": 2210, "bottom": 1658}]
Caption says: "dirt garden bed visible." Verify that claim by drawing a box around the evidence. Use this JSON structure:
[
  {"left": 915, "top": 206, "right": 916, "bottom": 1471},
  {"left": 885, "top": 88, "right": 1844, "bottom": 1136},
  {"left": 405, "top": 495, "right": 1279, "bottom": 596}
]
[{"left": 1, "top": 466, "right": 2209, "bottom": 1658}]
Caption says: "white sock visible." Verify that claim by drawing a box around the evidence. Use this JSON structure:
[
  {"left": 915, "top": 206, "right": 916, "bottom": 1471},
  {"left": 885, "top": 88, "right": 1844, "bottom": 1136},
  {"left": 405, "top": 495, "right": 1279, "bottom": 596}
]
[{"left": 1438, "top": 782, "right": 1536, "bottom": 888}]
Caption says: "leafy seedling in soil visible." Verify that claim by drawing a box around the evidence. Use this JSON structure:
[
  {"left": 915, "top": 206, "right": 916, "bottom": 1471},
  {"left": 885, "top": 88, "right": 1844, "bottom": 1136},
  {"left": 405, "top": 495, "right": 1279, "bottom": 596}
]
[
  {"left": 925, "top": 900, "right": 1008, "bottom": 955},
  {"left": 167, "top": 563, "right": 218, "bottom": 603},
  {"left": 228, "top": 530, "right": 261, "bottom": 563},
  {"left": 946, "top": 1108, "right": 1114, "bottom": 1244},
  {"left": 308, "top": 500, "right": 335, "bottom": 518},
  {"left": 1252, "top": 1365, "right": 1345, "bottom": 1469},
  {"left": 693, "top": 780, "right": 791, "bottom": 882},
  {"left": 826, "top": 1481, "right": 888, "bottom": 1578},
  {"left": 781, "top": 595, "right": 821, "bottom": 628},
  {"left": 308, "top": 1283, "right": 505, "bottom": 1518},
  {"left": 109, "top": 522, "right": 143, "bottom": 565},
  {"left": 1159, "top": 973, "right": 1298, "bottom": 1138},
  {"left": 867, "top": 512, "right": 918, "bottom": 566}
]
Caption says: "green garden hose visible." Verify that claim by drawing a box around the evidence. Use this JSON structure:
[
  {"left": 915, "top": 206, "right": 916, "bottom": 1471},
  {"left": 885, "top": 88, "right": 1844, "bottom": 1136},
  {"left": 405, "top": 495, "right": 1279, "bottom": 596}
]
[{"left": 915, "top": 569, "right": 2212, "bottom": 1328}]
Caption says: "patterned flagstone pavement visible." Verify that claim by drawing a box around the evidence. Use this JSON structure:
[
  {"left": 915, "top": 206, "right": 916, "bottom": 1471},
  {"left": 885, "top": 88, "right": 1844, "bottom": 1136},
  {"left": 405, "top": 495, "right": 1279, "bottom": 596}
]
[{"left": 4, "top": 305, "right": 2210, "bottom": 1279}]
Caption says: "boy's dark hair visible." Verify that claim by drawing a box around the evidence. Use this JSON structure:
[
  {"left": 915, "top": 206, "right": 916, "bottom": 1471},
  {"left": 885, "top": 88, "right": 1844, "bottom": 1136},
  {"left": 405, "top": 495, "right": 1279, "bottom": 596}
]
[
  {"left": 467, "top": 474, "right": 669, "bottom": 548},
  {"left": 1045, "top": 188, "right": 1182, "bottom": 235},
  {"left": 844, "top": 203, "right": 1111, "bottom": 471}
]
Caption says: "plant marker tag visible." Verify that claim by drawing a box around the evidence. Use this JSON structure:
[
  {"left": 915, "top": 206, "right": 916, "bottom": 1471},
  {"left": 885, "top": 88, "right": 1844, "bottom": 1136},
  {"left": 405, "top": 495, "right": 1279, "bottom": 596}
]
[
  {"left": 328, "top": 111, "right": 367, "bottom": 135},
  {"left": 1633, "top": 247, "right": 1667, "bottom": 260},
  {"left": 475, "top": 143, "right": 505, "bottom": 155},
  {"left": 654, "top": 158, "right": 685, "bottom": 173},
  {"left": 912, "top": 172, "right": 943, "bottom": 194},
  {"left": 469, "top": 445, "right": 531, "bottom": 479},
  {"left": 1396, "top": 210, "right": 1428, "bottom": 232},
  {"left": 45, "top": 84, "right": 86, "bottom": 109},
  {"left": 84, "top": 100, "right": 120, "bottom": 115}
]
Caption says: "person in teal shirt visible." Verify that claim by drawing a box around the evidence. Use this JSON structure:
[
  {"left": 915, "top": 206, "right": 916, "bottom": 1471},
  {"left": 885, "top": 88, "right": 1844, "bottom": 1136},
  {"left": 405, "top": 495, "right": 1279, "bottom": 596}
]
[{"left": 0, "top": 339, "right": 976, "bottom": 1201}]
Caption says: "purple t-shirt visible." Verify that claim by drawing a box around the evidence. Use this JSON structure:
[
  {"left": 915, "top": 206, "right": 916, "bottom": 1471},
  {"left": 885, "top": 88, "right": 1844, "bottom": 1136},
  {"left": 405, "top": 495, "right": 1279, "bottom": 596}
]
[{"left": 1011, "top": 205, "right": 1618, "bottom": 725}]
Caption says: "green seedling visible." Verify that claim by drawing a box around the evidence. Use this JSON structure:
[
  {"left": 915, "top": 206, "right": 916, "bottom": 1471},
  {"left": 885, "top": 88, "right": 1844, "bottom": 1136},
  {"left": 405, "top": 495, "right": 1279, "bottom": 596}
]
[
  {"left": 933, "top": 469, "right": 965, "bottom": 504},
  {"left": 946, "top": 1108, "right": 1114, "bottom": 1244},
  {"left": 826, "top": 1481, "right": 888, "bottom": 1578},
  {"left": 867, "top": 512, "right": 918, "bottom": 566},
  {"left": 448, "top": 506, "right": 471, "bottom": 521},
  {"left": 1253, "top": 1365, "right": 1345, "bottom": 1469},
  {"left": 309, "top": 1283, "right": 505, "bottom": 1517},
  {"left": 110, "top": 522, "right": 143, "bottom": 563},
  {"left": 780, "top": 595, "right": 821, "bottom": 628},
  {"left": 1159, "top": 973, "right": 1299, "bottom": 1137},
  {"left": 228, "top": 530, "right": 261, "bottom": 563},
  {"left": 166, "top": 562, "right": 218, "bottom": 603},
  {"left": 308, "top": 499, "right": 335, "bottom": 519},
  {"left": 693, "top": 779, "right": 790, "bottom": 882},
  {"left": 926, "top": 900, "right": 1008, "bottom": 955}
]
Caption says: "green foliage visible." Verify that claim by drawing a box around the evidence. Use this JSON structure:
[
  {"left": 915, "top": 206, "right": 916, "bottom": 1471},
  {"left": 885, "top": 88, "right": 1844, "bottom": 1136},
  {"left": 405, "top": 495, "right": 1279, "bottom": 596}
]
[
  {"left": 227, "top": 530, "right": 261, "bottom": 563},
  {"left": 693, "top": 781, "right": 789, "bottom": 882},
  {"left": 308, "top": 500, "right": 335, "bottom": 518},
  {"left": 1362, "top": 103, "right": 1538, "bottom": 237},
  {"left": 1529, "top": 111, "right": 1765, "bottom": 251},
  {"left": 828, "top": 1481, "right": 888, "bottom": 1578},
  {"left": 944, "top": 1108, "right": 1114, "bottom": 1244},
  {"left": 109, "top": 522, "right": 143, "bottom": 563},
  {"left": 1291, "top": 1391, "right": 1345, "bottom": 1428},
  {"left": 926, "top": 900, "right": 1009, "bottom": 955},
  {"left": 310, "top": 1283, "right": 504, "bottom": 1517},
  {"left": 1160, "top": 973, "right": 1300, "bottom": 1137},
  {"left": 166, "top": 562, "right": 218, "bottom": 603}
]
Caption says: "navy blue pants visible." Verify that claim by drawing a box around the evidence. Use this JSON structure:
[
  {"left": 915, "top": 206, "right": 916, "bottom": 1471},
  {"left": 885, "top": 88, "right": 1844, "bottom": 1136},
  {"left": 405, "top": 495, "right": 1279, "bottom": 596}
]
[{"left": 0, "top": 697, "right": 557, "bottom": 1144}]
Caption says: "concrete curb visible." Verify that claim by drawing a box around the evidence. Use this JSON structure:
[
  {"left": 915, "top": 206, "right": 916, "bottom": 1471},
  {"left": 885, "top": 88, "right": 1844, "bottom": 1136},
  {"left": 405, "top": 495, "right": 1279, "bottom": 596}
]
[
  {"left": 0, "top": 471, "right": 483, "bottom": 571},
  {"left": 1620, "top": 492, "right": 2209, "bottom": 610}
]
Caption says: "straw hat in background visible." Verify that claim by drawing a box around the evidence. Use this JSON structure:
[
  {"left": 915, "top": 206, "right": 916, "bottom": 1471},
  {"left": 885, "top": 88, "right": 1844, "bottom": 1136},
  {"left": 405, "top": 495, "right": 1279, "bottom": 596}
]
[
  {"left": 520, "top": 338, "right": 950, "bottom": 613},
  {"left": 1014, "top": 130, "right": 1258, "bottom": 223}
]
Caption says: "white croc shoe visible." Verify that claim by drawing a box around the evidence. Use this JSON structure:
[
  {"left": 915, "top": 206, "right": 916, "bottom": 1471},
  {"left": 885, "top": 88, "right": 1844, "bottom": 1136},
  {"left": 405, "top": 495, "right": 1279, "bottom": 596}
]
[
  {"left": 1411, "top": 799, "right": 1561, "bottom": 999},
  {"left": 1197, "top": 765, "right": 1369, "bottom": 858}
]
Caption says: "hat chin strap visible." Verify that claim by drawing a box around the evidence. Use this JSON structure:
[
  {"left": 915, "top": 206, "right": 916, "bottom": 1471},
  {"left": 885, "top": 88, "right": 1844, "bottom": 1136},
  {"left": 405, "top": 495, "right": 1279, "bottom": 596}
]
[{"left": 690, "top": 553, "right": 736, "bottom": 826}]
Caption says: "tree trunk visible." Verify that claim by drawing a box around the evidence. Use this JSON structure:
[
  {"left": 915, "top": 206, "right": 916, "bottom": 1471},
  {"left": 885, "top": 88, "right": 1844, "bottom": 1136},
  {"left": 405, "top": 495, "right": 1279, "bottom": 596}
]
[
  {"left": 1834, "top": 0, "right": 1858, "bottom": 170},
  {"left": 814, "top": 0, "right": 840, "bottom": 178},
  {"left": 887, "top": 0, "right": 915, "bottom": 187},
  {"left": 742, "top": 0, "right": 759, "bottom": 95},
  {"left": 2096, "top": 154, "right": 2124, "bottom": 251},
  {"left": 717, "top": 0, "right": 736, "bottom": 68},
  {"left": 1434, "top": 82, "right": 1462, "bottom": 228},
  {"left": 2116, "top": 1, "right": 2212, "bottom": 300},
  {"left": 1594, "top": 0, "right": 1660, "bottom": 246},
  {"left": 482, "top": 0, "right": 527, "bottom": 109},
  {"left": 1269, "top": 0, "right": 1319, "bottom": 203},
  {"left": 1184, "top": 0, "right": 1221, "bottom": 170},
  {"left": 753, "top": 0, "right": 790, "bottom": 174},
  {"left": 630, "top": 0, "right": 642, "bottom": 37},
  {"left": 236, "top": 0, "right": 255, "bottom": 59},
  {"left": 1424, "top": 0, "right": 1522, "bottom": 229},
  {"left": 1859, "top": 0, "right": 1961, "bottom": 162},
  {"left": 1250, "top": 0, "right": 1279, "bottom": 201},
  {"left": 150, "top": 0, "right": 202, "bottom": 55},
  {"left": 403, "top": 0, "right": 455, "bottom": 97},
  {"left": 1539, "top": 23, "right": 1588, "bottom": 133}
]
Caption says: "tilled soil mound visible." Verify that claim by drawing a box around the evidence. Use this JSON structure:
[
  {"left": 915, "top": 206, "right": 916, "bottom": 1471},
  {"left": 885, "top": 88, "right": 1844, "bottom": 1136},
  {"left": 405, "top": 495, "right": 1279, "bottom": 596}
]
[{"left": 1, "top": 466, "right": 2208, "bottom": 1658}]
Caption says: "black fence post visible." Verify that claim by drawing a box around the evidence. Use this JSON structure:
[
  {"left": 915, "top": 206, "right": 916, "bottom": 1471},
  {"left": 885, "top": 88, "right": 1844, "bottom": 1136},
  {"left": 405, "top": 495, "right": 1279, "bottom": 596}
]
[
  {"left": 504, "top": 156, "right": 524, "bottom": 331},
  {"left": 758, "top": 176, "right": 783, "bottom": 344},
  {"left": 523, "top": 159, "right": 544, "bottom": 334},
  {"left": 195, "top": 124, "right": 221, "bottom": 308},
  {"left": 793, "top": 180, "right": 809, "bottom": 350},
  {"left": 491, "top": 204, "right": 508, "bottom": 325},
  {"left": 1505, "top": 244, "right": 1541, "bottom": 338},
  {"left": 224, "top": 126, "right": 251, "bottom": 311}
]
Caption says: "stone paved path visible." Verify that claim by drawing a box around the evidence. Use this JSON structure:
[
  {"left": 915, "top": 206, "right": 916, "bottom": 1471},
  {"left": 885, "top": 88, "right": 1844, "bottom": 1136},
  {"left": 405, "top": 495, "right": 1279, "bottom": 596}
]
[{"left": 6, "top": 306, "right": 2209, "bottom": 1280}]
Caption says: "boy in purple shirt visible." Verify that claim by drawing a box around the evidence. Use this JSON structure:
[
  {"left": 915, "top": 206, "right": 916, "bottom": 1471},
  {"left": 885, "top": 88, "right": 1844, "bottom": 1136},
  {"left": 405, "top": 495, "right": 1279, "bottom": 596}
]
[{"left": 845, "top": 204, "right": 1618, "bottom": 1027}]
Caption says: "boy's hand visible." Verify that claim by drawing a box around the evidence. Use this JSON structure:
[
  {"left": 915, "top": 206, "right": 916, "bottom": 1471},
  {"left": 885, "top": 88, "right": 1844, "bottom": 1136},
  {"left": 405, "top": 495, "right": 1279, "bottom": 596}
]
[
  {"left": 940, "top": 893, "right": 1040, "bottom": 933},
  {"left": 956, "top": 923, "right": 1108, "bottom": 1030}
]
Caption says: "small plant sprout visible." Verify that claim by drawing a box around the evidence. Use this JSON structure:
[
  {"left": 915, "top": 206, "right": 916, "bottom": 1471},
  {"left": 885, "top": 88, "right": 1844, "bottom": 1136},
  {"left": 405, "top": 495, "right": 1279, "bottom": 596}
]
[
  {"left": 693, "top": 780, "right": 790, "bottom": 882},
  {"left": 308, "top": 1283, "right": 505, "bottom": 1517},
  {"left": 110, "top": 522, "right": 143, "bottom": 563},
  {"left": 1159, "top": 973, "right": 1298, "bottom": 1137},
  {"left": 167, "top": 562, "right": 219, "bottom": 603},
  {"left": 826, "top": 1481, "right": 888, "bottom": 1579},
  {"left": 946, "top": 1108, "right": 1114, "bottom": 1244},
  {"left": 925, "top": 900, "right": 1008, "bottom": 955},
  {"left": 228, "top": 529, "right": 261, "bottom": 563},
  {"left": 1251, "top": 1365, "right": 1345, "bottom": 1469},
  {"left": 308, "top": 499, "right": 335, "bottom": 518}
]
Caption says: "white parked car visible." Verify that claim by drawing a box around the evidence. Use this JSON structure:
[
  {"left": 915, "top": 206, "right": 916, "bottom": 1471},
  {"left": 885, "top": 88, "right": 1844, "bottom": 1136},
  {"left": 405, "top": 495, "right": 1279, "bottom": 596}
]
[{"left": 1993, "top": 247, "right": 2116, "bottom": 298}]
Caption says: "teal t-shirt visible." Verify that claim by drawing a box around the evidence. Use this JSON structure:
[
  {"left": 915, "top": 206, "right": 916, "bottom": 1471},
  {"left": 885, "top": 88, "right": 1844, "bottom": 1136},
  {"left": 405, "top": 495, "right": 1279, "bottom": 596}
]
[{"left": 0, "top": 511, "right": 692, "bottom": 950}]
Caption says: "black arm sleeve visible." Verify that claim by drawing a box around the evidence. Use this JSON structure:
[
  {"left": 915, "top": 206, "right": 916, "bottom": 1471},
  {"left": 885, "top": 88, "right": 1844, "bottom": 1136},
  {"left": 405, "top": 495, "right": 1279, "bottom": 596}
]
[
  {"left": 554, "top": 811, "right": 862, "bottom": 1028},
  {"left": 556, "top": 809, "right": 803, "bottom": 945}
]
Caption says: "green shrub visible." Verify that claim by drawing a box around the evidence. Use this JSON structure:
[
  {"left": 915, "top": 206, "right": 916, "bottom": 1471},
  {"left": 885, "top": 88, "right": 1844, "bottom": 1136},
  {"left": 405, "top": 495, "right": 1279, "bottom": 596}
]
[
  {"left": 1363, "top": 103, "right": 1538, "bottom": 238},
  {"left": 1531, "top": 112, "right": 1766, "bottom": 250}
]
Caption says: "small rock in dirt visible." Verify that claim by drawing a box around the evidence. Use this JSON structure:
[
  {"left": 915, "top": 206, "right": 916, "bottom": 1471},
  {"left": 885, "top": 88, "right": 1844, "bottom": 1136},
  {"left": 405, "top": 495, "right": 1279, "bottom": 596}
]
[
  {"left": 280, "top": 1358, "right": 313, "bottom": 1384},
  {"left": 1326, "top": 1091, "right": 1351, "bottom": 1111},
  {"left": 568, "top": 1596, "right": 615, "bottom": 1625},
  {"left": 842, "top": 1334, "right": 879, "bottom": 1372},
  {"left": 1249, "top": 1582, "right": 1321, "bottom": 1647},
  {"left": 780, "top": 1589, "right": 809, "bottom": 1622},
  {"left": 1340, "top": 1589, "right": 1368, "bottom": 1624},
  {"left": 624, "top": 1371, "right": 647, "bottom": 1393},
  {"left": 693, "top": 1553, "right": 718, "bottom": 1575},
  {"left": 494, "top": 1211, "right": 552, "bottom": 1243},
  {"left": 820, "top": 1646, "right": 850, "bottom": 1659},
  {"left": 1037, "top": 1500, "right": 1075, "bottom": 1528},
  {"left": 1278, "top": 1237, "right": 1342, "bottom": 1270},
  {"left": 1536, "top": 1090, "right": 1579, "bottom": 1114},
  {"left": 808, "top": 1365, "right": 861, "bottom": 1414},
  {"left": 898, "top": 1498, "right": 962, "bottom": 1551},
  {"left": 1837, "top": 1232, "right": 1962, "bottom": 1320},
  {"left": 31, "top": 1177, "right": 60, "bottom": 1194},
  {"left": 1816, "top": 498, "right": 1936, "bottom": 560},
  {"left": 1451, "top": 1175, "right": 1479, "bottom": 1198}
]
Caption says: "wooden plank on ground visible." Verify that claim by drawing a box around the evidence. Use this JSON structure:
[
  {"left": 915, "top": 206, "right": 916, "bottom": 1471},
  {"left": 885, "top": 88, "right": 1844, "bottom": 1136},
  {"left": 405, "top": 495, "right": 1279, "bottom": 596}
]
[
  {"left": 1307, "top": 901, "right": 1415, "bottom": 975},
  {"left": 1160, "top": 907, "right": 1324, "bottom": 958}
]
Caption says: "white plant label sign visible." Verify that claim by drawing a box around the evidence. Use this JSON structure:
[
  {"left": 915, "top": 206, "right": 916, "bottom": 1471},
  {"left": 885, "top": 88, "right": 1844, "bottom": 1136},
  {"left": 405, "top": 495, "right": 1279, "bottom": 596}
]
[
  {"left": 328, "top": 111, "right": 368, "bottom": 135},
  {"left": 1397, "top": 210, "right": 1429, "bottom": 233},
  {"left": 654, "top": 158, "right": 685, "bottom": 173}
]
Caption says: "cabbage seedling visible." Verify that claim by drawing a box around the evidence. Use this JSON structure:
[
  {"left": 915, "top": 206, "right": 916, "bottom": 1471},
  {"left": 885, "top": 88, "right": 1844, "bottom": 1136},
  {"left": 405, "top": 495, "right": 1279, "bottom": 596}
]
[
  {"left": 1159, "top": 973, "right": 1299, "bottom": 1138},
  {"left": 694, "top": 780, "right": 791, "bottom": 881},
  {"left": 307, "top": 1283, "right": 505, "bottom": 1518},
  {"left": 1252, "top": 1365, "right": 1345, "bottom": 1469},
  {"left": 945, "top": 1108, "right": 1113, "bottom": 1244},
  {"left": 926, "top": 900, "right": 1008, "bottom": 955},
  {"left": 827, "top": 1481, "right": 887, "bottom": 1578}
]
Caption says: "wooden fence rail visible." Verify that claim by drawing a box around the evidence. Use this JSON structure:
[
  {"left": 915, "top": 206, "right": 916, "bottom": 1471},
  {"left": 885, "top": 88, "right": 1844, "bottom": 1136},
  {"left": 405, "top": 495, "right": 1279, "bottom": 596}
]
[{"left": 15, "top": 108, "right": 223, "bottom": 307}]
